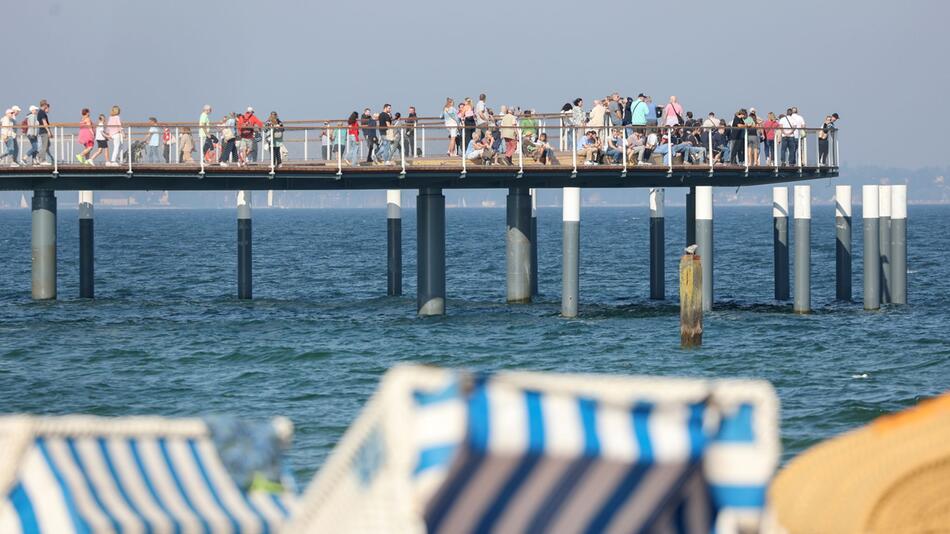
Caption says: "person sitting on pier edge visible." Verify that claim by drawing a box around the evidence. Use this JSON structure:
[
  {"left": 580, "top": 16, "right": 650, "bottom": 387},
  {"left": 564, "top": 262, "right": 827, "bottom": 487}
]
[
  {"left": 534, "top": 132, "right": 560, "bottom": 165},
  {"left": 605, "top": 128, "right": 625, "bottom": 164},
  {"left": 237, "top": 107, "right": 263, "bottom": 166},
  {"left": 673, "top": 128, "right": 707, "bottom": 164},
  {"left": 579, "top": 130, "right": 603, "bottom": 165},
  {"left": 465, "top": 129, "right": 494, "bottom": 165},
  {"left": 711, "top": 124, "right": 729, "bottom": 164},
  {"left": 625, "top": 130, "right": 647, "bottom": 164}
]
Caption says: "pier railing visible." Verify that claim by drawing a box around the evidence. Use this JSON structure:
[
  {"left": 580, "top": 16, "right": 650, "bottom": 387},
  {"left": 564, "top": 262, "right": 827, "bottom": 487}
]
[{"left": 9, "top": 116, "right": 838, "bottom": 178}]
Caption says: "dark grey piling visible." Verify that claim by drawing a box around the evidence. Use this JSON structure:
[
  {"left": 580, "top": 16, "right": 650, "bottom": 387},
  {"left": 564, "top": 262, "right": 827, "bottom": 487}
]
[
  {"left": 773, "top": 187, "right": 790, "bottom": 301},
  {"left": 835, "top": 185, "right": 852, "bottom": 301},
  {"left": 695, "top": 186, "right": 713, "bottom": 311},
  {"left": 863, "top": 185, "right": 880, "bottom": 310},
  {"left": 685, "top": 186, "right": 696, "bottom": 247},
  {"left": 879, "top": 185, "right": 892, "bottom": 304},
  {"left": 506, "top": 187, "right": 532, "bottom": 304},
  {"left": 561, "top": 187, "right": 580, "bottom": 317},
  {"left": 237, "top": 190, "right": 252, "bottom": 300},
  {"left": 890, "top": 185, "right": 907, "bottom": 305},
  {"left": 417, "top": 187, "right": 445, "bottom": 316},
  {"left": 79, "top": 191, "right": 94, "bottom": 298},
  {"left": 387, "top": 190, "right": 402, "bottom": 296},
  {"left": 793, "top": 186, "right": 811, "bottom": 313},
  {"left": 530, "top": 188, "right": 538, "bottom": 297},
  {"left": 649, "top": 188, "right": 665, "bottom": 300},
  {"left": 32, "top": 190, "right": 57, "bottom": 300}
]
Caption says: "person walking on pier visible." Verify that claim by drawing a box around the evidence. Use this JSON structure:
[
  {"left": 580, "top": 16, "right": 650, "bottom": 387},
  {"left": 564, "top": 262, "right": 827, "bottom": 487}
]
[
  {"left": 76, "top": 108, "right": 94, "bottom": 164},
  {"left": 1, "top": 108, "right": 19, "bottom": 166},
  {"left": 219, "top": 113, "right": 237, "bottom": 166},
  {"left": 24, "top": 106, "right": 39, "bottom": 165},
  {"left": 662, "top": 96, "right": 684, "bottom": 127},
  {"left": 107, "top": 106, "right": 123, "bottom": 166},
  {"left": 238, "top": 107, "right": 263, "bottom": 166},
  {"left": 143, "top": 117, "right": 162, "bottom": 163},
  {"left": 36, "top": 100, "right": 52, "bottom": 165},
  {"left": 88, "top": 114, "right": 110, "bottom": 165},
  {"left": 345, "top": 112, "right": 360, "bottom": 166},
  {"left": 378, "top": 104, "right": 394, "bottom": 165},
  {"left": 199, "top": 105, "right": 212, "bottom": 163},
  {"left": 441, "top": 98, "right": 460, "bottom": 156},
  {"left": 178, "top": 127, "right": 195, "bottom": 163}
]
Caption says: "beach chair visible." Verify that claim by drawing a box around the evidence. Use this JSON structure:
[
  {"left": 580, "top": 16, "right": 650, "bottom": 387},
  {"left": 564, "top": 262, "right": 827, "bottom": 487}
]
[
  {"left": 284, "top": 365, "right": 779, "bottom": 534},
  {"left": 0, "top": 415, "right": 297, "bottom": 533}
]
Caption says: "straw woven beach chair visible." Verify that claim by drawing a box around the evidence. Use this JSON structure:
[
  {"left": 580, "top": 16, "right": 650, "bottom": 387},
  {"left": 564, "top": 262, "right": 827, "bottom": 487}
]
[
  {"left": 768, "top": 393, "right": 950, "bottom": 534},
  {"left": 0, "top": 415, "right": 297, "bottom": 533},
  {"left": 284, "top": 365, "right": 780, "bottom": 534}
]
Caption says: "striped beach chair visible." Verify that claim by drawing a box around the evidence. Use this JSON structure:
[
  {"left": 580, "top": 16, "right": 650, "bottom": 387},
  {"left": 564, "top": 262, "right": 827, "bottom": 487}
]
[
  {"left": 285, "top": 365, "right": 779, "bottom": 534},
  {"left": 0, "top": 415, "right": 296, "bottom": 533}
]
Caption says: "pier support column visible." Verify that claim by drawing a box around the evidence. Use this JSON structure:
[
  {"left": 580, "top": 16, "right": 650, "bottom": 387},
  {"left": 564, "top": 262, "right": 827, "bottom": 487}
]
[
  {"left": 835, "top": 185, "right": 852, "bottom": 301},
  {"left": 695, "top": 186, "right": 713, "bottom": 311},
  {"left": 237, "top": 190, "right": 252, "bottom": 300},
  {"left": 685, "top": 186, "right": 696, "bottom": 246},
  {"left": 506, "top": 187, "right": 532, "bottom": 304},
  {"left": 863, "top": 185, "right": 880, "bottom": 310},
  {"left": 773, "top": 187, "right": 789, "bottom": 301},
  {"left": 79, "top": 191, "right": 94, "bottom": 298},
  {"left": 649, "top": 188, "right": 665, "bottom": 300},
  {"left": 793, "top": 185, "right": 811, "bottom": 313},
  {"left": 387, "top": 189, "right": 402, "bottom": 296},
  {"left": 31, "top": 190, "right": 57, "bottom": 300},
  {"left": 890, "top": 185, "right": 907, "bottom": 305},
  {"left": 878, "top": 185, "right": 892, "bottom": 304},
  {"left": 417, "top": 187, "right": 445, "bottom": 316},
  {"left": 530, "top": 189, "right": 538, "bottom": 298},
  {"left": 561, "top": 187, "right": 580, "bottom": 318}
]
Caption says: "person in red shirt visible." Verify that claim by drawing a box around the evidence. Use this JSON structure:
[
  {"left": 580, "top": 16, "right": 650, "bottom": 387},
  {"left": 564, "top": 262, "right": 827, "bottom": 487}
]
[
  {"left": 761, "top": 112, "right": 780, "bottom": 166},
  {"left": 237, "top": 107, "right": 263, "bottom": 166},
  {"left": 345, "top": 111, "right": 361, "bottom": 166}
]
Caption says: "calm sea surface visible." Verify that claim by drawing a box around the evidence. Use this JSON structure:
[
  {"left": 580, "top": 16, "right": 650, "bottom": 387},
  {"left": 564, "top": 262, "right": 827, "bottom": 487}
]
[{"left": 1, "top": 204, "right": 948, "bottom": 481}]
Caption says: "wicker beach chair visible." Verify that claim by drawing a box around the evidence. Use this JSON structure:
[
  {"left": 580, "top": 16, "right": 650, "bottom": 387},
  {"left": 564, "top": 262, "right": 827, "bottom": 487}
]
[
  {"left": 0, "top": 415, "right": 296, "bottom": 533},
  {"left": 284, "top": 365, "right": 780, "bottom": 534}
]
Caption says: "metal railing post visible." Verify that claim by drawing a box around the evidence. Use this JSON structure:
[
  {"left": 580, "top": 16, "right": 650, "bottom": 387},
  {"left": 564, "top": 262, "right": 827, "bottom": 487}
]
[
  {"left": 774, "top": 135, "right": 779, "bottom": 172},
  {"left": 175, "top": 127, "right": 180, "bottom": 163},
  {"left": 460, "top": 127, "right": 467, "bottom": 177},
  {"left": 744, "top": 128, "right": 749, "bottom": 173},
  {"left": 667, "top": 127, "right": 673, "bottom": 173},
  {"left": 799, "top": 131, "right": 804, "bottom": 172},
  {"left": 708, "top": 126, "right": 714, "bottom": 173},
  {"left": 269, "top": 127, "right": 275, "bottom": 176},
  {"left": 834, "top": 130, "right": 839, "bottom": 167},
  {"left": 517, "top": 126, "right": 524, "bottom": 177},
  {"left": 304, "top": 129, "right": 308, "bottom": 161},
  {"left": 400, "top": 127, "right": 406, "bottom": 177},
  {"left": 127, "top": 126, "right": 133, "bottom": 174},
  {"left": 412, "top": 123, "right": 417, "bottom": 157},
  {"left": 621, "top": 129, "right": 627, "bottom": 175},
  {"left": 336, "top": 127, "right": 342, "bottom": 177},
  {"left": 421, "top": 124, "right": 426, "bottom": 157},
  {"left": 52, "top": 128, "right": 59, "bottom": 175},
  {"left": 571, "top": 125, "right": 577, "bottom": 177}
]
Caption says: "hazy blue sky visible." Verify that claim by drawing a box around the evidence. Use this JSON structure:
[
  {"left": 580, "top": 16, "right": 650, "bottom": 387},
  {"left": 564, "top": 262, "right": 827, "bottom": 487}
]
[{"left": 4, "top": 0, "right": 948, "bottom": 168}]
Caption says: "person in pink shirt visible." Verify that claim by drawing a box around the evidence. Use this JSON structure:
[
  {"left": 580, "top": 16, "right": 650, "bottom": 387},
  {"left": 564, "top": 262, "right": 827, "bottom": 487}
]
[
  {"left": 761, "top": 112, "right": 780, "bottom": 165},
  {"left": 106, "top": 105, "right": 123, "bottom": 166},
  {"left": 76, "top": 109, "right": 94, "bottom": 164},
  {"left": 662, "top": 96, "right": 684, "bottom": 127}
]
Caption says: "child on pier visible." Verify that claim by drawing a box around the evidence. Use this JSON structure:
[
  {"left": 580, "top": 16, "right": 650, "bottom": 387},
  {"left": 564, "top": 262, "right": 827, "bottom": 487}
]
[{"left": 88, "top": 114, "right": 110, "bottom": 165}]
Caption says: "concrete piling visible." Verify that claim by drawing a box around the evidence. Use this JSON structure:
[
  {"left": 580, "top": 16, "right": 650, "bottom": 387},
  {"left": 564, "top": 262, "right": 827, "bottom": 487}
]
[
  {"left": 387, "top": 189, "right": 402, "bottom": 296},
  {"left": 78, "top": 191, "right": 94, "bottom": 299},
  {"left": 31, "top": 190, "right": 57, "bottom": 300},
  {"left": 561, "top": 187, "right": 580, "bottom": 318},
  {"left": 506, "top": 187, "right": 532, "bottom": 304},
  {"left": 863, "top": 185, "right": 880, "bottom": 310},
  {"left": 679, "top": 253, "right": 703, "bottom": 347},
  {"left": 685, "top": 186, "right": 696, "bottom": 246},
  {"left": 835, "top": 185, "right": 852, "bottom": 301},
  {"left": 237, "top": 190, "right": 252, "bottom": 300},
  {"left": 649, "top": 188, "right": 665, "bottom": 300},
  {"left": 530, "top": 189, "right": 538, "bottom": 298},
  {"left": 417, "top": 187, "right": 445, "bottom": 316},
  {"left": 695, "top": 186, "right": 713, "bottom": 311},
  {"left": 878, "top": 185, "right": 892, "bottom": 304},
  {"left": 773, "top": 187, "right": 790, "bottom": 301},
  {"left": 793, "top": 185, "right": 811, "bottom": 313},
  {"left": 890, "top": 185, "right": 907, "bottom": 305}
]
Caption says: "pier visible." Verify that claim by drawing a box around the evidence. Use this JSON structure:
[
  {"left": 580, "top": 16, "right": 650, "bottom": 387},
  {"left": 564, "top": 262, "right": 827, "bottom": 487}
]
[{"left": 0, "top": 117, "right": 902, "bottom": 316}]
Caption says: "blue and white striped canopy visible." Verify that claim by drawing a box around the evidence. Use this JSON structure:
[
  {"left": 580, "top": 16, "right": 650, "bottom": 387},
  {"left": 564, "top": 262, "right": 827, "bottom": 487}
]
[{"left": 0, "top": 417, "right": 295, "bottom": 534}]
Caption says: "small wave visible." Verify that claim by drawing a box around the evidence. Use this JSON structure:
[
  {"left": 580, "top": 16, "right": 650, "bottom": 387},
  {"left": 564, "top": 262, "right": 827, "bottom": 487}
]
[{"left": 851, "top": 373, "right": 869, "bottom": 379}]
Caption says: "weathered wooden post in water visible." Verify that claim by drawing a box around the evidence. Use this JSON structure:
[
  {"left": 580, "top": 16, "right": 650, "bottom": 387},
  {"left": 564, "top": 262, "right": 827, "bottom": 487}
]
[
  {"left": 387, "top": 189, "right": 402, "bottom": 296},
  {"left": 680, "top": 251, "right": 703, "bottom": 347},
  {"left": 78, "top": 191, "right": 94, "bottom": 298}
]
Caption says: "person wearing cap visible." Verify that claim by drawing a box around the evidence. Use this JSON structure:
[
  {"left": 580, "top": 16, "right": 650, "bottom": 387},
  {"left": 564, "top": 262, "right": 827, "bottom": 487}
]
[
  {"left": 237, "top": 106, "right": 263, "bottom": 165},
  {"left": 0, "top": 107, "right": 19, "bottom": 166},
  {"left": 25, "top": 106, "right": 39, "bottom": 165}
]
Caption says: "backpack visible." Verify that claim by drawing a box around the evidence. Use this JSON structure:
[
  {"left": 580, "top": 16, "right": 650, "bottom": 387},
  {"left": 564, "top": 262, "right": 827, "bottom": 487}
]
[{"left": 20, "top": 118, "right": 28, "bottom": 135}]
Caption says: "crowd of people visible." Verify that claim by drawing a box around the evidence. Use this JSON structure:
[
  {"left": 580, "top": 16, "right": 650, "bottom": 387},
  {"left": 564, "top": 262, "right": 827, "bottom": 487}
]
[{"left": 0, "top": 95, "right": 838, "bottom": 169}]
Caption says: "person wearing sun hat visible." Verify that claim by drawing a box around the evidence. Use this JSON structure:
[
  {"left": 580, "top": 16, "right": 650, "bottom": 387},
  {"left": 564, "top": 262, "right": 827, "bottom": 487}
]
[{"left": 0, "top": 107, "right": 19, "bottom": 166}]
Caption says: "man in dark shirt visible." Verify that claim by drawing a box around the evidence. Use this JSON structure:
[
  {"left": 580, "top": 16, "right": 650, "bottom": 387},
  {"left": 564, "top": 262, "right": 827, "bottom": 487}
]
[
  {"left": 377, "top": 104, "right": 393, "bottom": 164},
  {"left": 36, "top": 100, "right": 52, "bottom": 165},
  {"left": 360, "top": 108, "right": 376, "bottom": 163},
  {"left": 730, "top": 110, "right": 746, "bottom": 164},
  {"left": 405, "top": 106, "right": 418, "bottom": 157}
]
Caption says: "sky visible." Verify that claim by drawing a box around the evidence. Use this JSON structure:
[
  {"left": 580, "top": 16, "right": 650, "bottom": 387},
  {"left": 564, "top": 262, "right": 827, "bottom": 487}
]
[{"left": 3, "top": 0, "right": 948, "bottom": 170}]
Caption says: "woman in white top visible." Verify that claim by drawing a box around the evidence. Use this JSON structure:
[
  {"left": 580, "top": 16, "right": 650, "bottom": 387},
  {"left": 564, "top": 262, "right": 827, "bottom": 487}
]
[
  {"left": 88, "top": 114, "right": 110, "bottom": 164},
  {"left": 441, "top": 97, "right": 460, "bottom": 156},
  {"left": 106, "top": 106, "right": 123, "bottom": 166}
]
